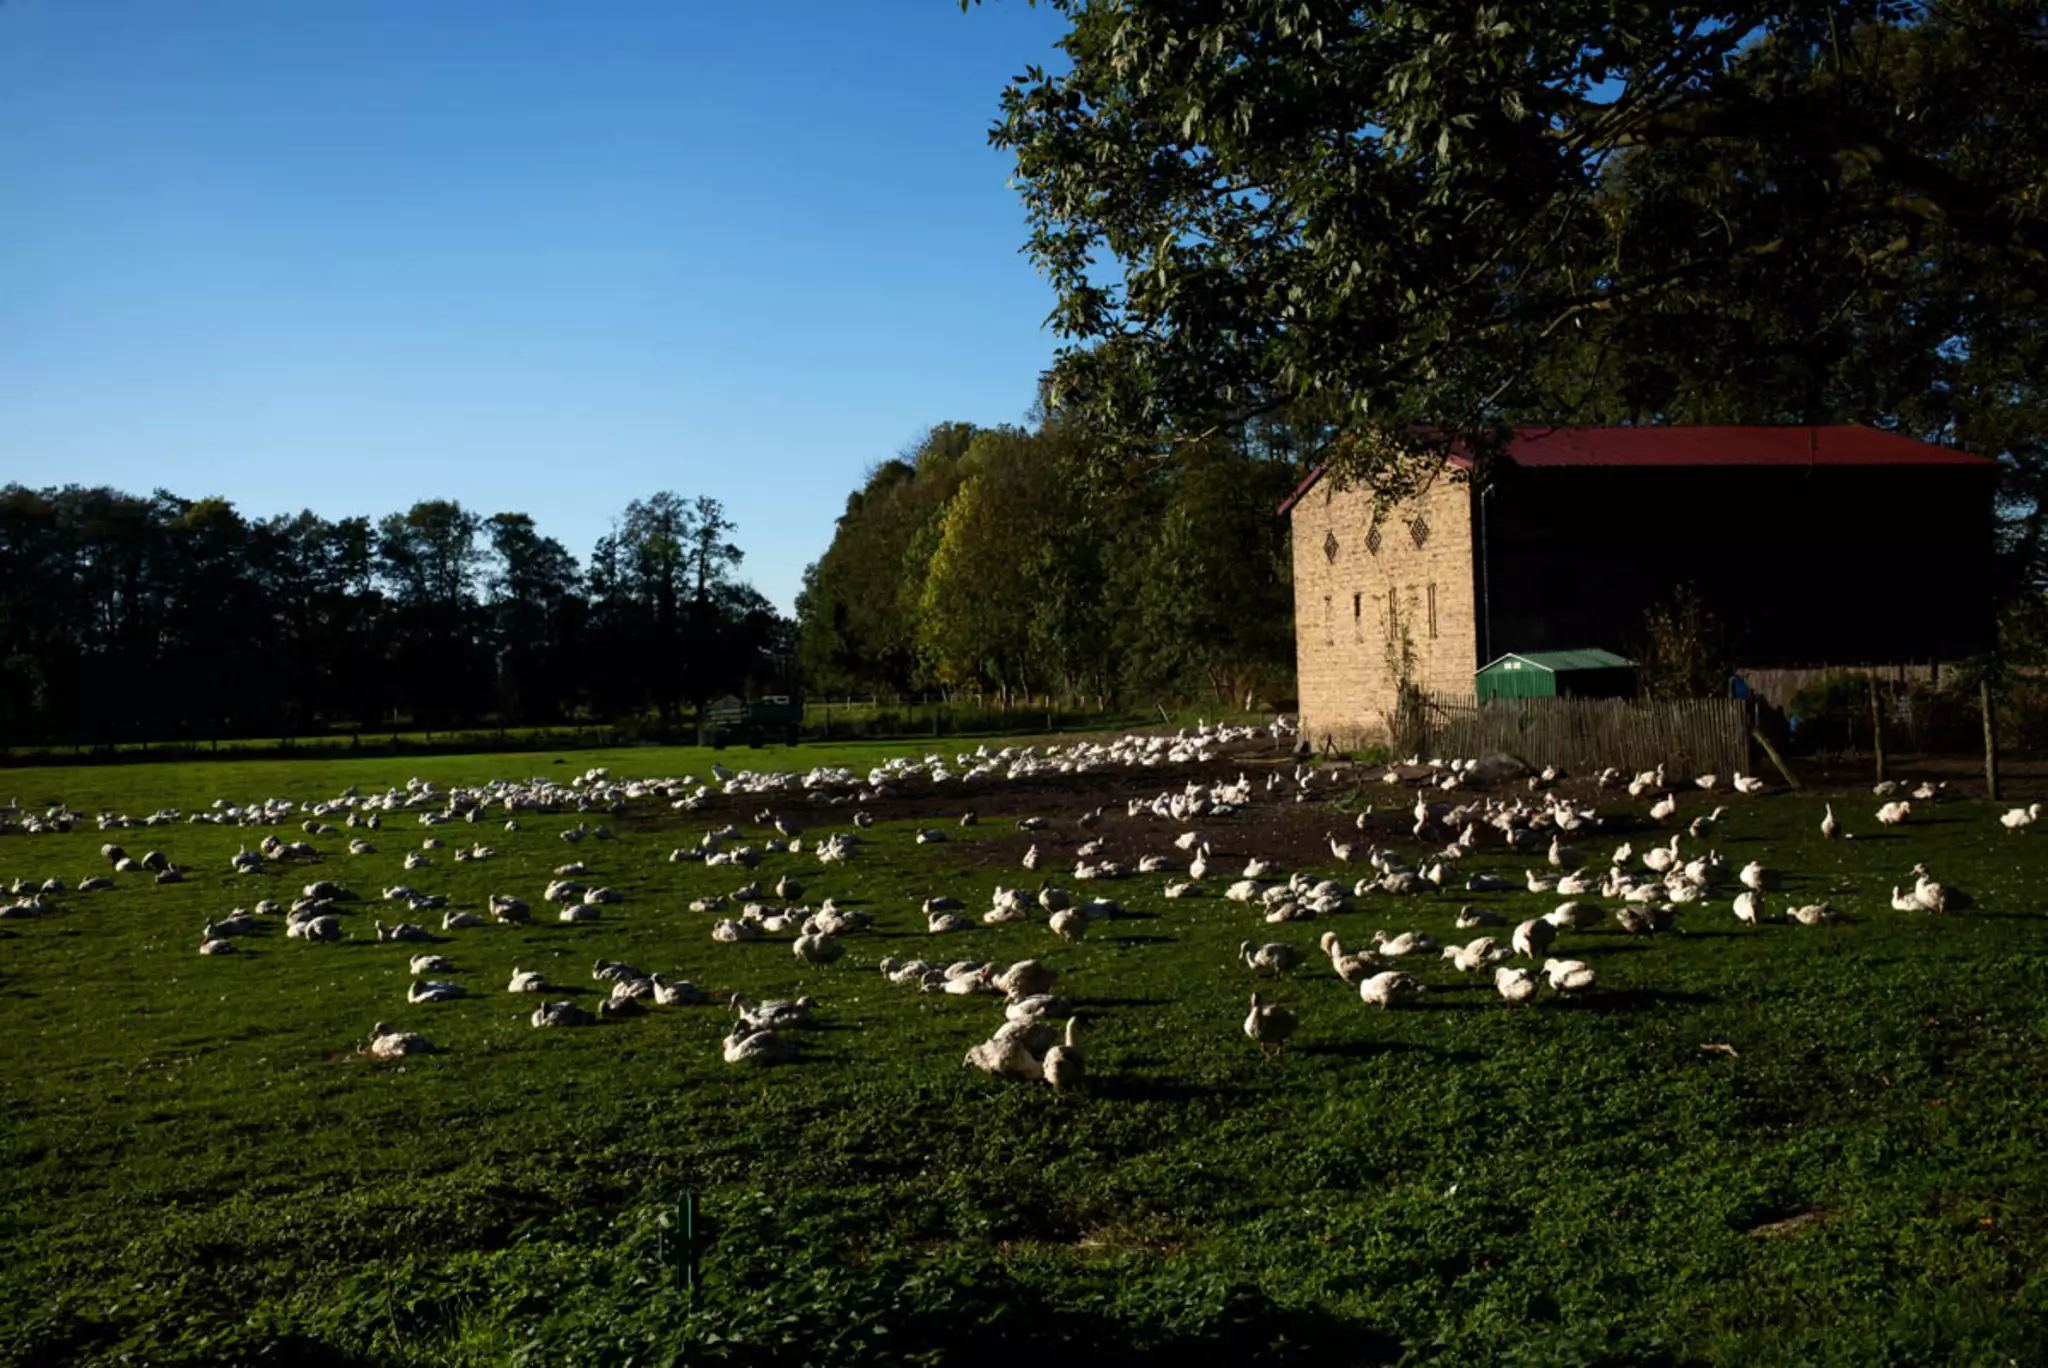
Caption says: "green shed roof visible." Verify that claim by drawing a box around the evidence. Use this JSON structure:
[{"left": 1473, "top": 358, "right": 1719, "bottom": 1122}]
[{"left": 1478, "top": 649, "right": 1636, "bottom": 673}]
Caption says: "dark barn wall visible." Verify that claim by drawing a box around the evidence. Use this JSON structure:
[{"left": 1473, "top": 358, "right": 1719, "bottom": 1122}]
[{"left": 1478, "top": 465, "right": 1996, "bottom": 668}]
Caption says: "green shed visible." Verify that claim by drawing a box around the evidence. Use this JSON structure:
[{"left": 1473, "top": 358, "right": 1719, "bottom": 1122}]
[{"left": 1475, "top": 649, "right": 1637, "bottom": 701}]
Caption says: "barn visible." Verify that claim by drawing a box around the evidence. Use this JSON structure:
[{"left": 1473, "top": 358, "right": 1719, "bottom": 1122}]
[{"left": 1281, "top": 424, "right": 1998, "bottom": 750}]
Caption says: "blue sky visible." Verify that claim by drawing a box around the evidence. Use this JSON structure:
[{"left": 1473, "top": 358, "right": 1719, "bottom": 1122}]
[{"left": 0, "top": 0, "right": 1071, "bottom": 610}]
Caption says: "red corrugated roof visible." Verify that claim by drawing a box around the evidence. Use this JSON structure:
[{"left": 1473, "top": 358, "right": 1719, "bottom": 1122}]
[
  {"left": 1277, "top": 424, "right": 1989, "bottom": 514},
  {"left": 1504, "top": 424, "right": 1991, "bottom": 468}
]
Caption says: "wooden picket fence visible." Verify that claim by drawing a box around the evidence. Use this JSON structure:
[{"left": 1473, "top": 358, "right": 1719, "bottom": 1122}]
[{"left": 1395, "top": 691, "right": 1754, "bottom": 778}]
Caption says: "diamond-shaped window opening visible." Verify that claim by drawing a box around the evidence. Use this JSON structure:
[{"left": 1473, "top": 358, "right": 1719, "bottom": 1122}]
[
  {"left": 1365, "top": 525, "right": 1383, "bottom": 557},
  {"left": 1409, "top": 516, "right": 1430, "bottom": 549},
  {"left": 1322, "top": 530, "right": 1340, "bottom": 564}
]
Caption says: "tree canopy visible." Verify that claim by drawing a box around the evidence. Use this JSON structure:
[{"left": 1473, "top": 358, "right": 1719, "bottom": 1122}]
[
  {"left": 980, "top": 0, "right": 2047, "bottom": 491},
  {"left": 0, "top": 488, "right": 792, "bottom": 745},
  {"left": 797, "top": 419, "right": 1300, "bottom": 708}
]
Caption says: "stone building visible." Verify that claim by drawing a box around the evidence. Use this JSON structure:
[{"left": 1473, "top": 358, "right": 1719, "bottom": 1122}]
[{"left": 1282, "top": 424, "right": 1997, "bottom": 750}]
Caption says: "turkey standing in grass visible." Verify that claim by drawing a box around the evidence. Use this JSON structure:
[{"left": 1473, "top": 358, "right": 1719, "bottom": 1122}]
[
  {"left": 1370, "top": 929, "right": 1437, "bottom": 958},
  {"left": 1243, "top": 993, "right": 1297, "bottom": 1059},
  {"left": 1612, "top": 905, "right": 1665, "bottom": 936},
  {"left": 1512, "top": 918, "right": 1558, "bottom": 960},
  {"left": 964, "top": 1033, "right": 1043, "bottom": 1081},
  {"left": 1494, "top": 967, "right": 1539, "bottom": 1004},
  {"left": 1546, "top": 902, "right": 1603, "bottom": 931},
  {"left": 1041, "top": 1017, "right": 1084, "bottom": 1091},
  {"left": 1318, "top": 933, "right": 1381, "bottom": 985},
  {"left": 1358, "top": 970, "right": 1421, "bottom": 1009},
  {"left": 794, "top": 931, "right": 844, "bottom": 964},
  {"left": 996, "top": 960, "right": 1059, "bottom": 1000},
  {"left": 1443, "top": 937, "right": 1507, "bottom": 973},
  {"left": 1541, "top": 958, "right": 1597, "bottom": 992}
]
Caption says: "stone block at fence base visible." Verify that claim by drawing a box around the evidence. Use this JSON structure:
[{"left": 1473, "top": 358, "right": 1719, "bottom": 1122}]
[{"left": 1468, "top": 752, "right": 1531, "bottom": 784}]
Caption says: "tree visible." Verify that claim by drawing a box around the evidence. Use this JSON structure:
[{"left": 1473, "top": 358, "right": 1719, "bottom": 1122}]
[
  {"left": 597, "top": 493, "right": 690, "bottom": 721},
  {"left": 800, "top": 415, "right": 1305, "bottom": 710},
  {"left": 1635, "top": 584, "right": 1733, "bottom": 699},
  {"left": 0, "top": 482, "right": 784, "bottom": 743},
  {"left": 682, "top": 495, "right": 745, "bottom": 707},
  {"left": 485, "top": 513, "right": 583, "bottom": 722},
  {"left": 1121, "top": 444, "right": 1297, "bottom": 707},
  {"left": 152, "top": 494, "right": 269, "bottom": 738},
  {"left": 916, "top": 473, "right": 1030, "bottom": 693},
  {"left": 978, "top": 1, "right": 2048, "bottom": 483},
  {"left": 795, "top": 426, "right": 982, "bottom": 697},
  {"left": 377, "top": 500, "right": 485, "bottom": 725}
]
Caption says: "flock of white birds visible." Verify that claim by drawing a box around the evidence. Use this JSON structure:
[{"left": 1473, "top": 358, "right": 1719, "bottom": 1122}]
[{"left": 1, "top": 722, "right": 2015, "bottom": 1085}]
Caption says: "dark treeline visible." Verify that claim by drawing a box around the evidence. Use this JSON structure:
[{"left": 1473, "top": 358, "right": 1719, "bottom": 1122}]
[
  {"left": 0, "top": 488, "right": 792, "bottom": 745},
  {"left": 797, "top": 416, "right": 1307, "bottom": 710}
]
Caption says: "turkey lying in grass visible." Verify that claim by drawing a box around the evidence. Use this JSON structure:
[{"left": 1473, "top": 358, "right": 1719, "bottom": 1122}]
[{"left": 364, "top": 1022, "right": 434, "bottom": 1059}]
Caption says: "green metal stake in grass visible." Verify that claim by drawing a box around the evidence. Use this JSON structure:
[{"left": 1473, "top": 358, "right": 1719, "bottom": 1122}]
[{"left": 675, "top": 1190, "right": 696, "bottom": 1296}]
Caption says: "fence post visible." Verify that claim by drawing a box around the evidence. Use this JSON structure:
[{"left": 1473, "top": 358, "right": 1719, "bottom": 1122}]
[
  {"left": 1752, "top": 723, "right": 1801, "bottom": 790},
  {"left": 1870, "top": 678, "right": 1886, "bottom": 784},
  {"left": 1983, "top": 678, "right": 2000, "bottom": 801}
]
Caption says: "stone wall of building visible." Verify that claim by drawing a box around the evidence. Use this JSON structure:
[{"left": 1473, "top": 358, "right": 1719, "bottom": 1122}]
[{"left": 1289, "top": 475, "right": 1479, "bottom": 750}]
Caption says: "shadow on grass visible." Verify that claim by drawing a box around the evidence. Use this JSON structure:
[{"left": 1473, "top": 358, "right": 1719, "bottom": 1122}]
[
  {"left": 1301, "top": 1038, "right": 1483, "bottom": 1063},
  {"left": 1404, "top": 996, "right": 1489, "bottom": 1012},
  {"left": 1565, "top": 985, "right": 1718, "bottom": 1013},
  {"left": 1026, "top": 1303, "right": 1398, "bottom": 1367},
  {"left": 1090, "top": 1073, "right": 1235, "bottom": 1102},
  {"left": 12, "top": 1325, "right": 383, "bottom": 1368},
  {"left": 1073, "top": 996, "right": 1176, "bottom": 1010}
]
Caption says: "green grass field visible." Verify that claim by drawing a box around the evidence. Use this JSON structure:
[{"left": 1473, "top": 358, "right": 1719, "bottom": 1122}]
[{"left": 2, "top": 742, "right": 2045, "bottom": 1366}]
